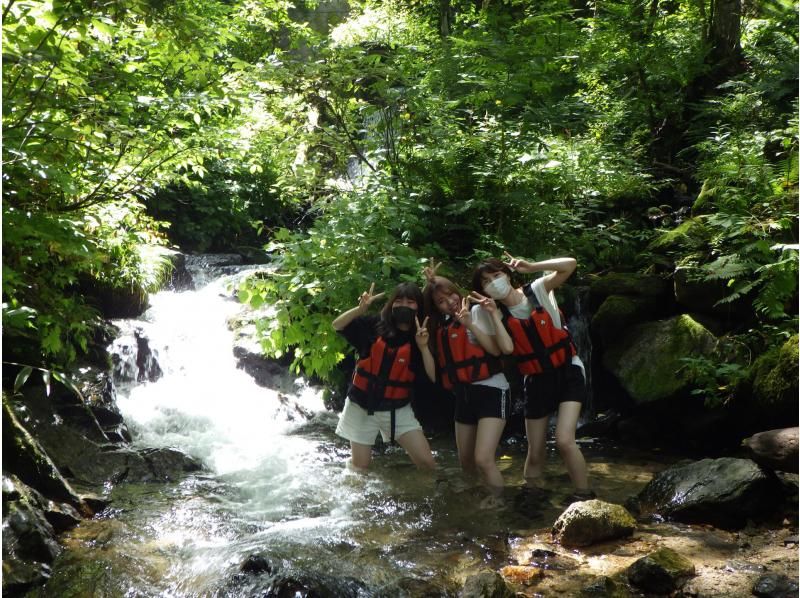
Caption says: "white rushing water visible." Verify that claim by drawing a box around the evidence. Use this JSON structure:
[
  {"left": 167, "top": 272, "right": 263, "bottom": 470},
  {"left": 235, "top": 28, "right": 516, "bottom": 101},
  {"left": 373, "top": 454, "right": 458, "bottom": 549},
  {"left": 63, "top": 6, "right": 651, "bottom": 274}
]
[{"left": 108, "top": 260, "right": 376, "bottom": 562}]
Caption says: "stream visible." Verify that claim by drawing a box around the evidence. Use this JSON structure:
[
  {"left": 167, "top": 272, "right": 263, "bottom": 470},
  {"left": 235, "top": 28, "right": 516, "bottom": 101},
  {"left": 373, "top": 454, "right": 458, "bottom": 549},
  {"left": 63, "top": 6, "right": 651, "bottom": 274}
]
[{"left": 32, "top": 257, "right": 797, "bottom": 597}]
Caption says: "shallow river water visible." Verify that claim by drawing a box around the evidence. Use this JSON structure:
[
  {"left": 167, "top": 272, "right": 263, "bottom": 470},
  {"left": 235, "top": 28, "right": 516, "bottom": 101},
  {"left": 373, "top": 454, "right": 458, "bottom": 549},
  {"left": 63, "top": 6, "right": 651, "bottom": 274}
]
[{"left": 32, "top": 258, "right": 798, "bottom": 597}]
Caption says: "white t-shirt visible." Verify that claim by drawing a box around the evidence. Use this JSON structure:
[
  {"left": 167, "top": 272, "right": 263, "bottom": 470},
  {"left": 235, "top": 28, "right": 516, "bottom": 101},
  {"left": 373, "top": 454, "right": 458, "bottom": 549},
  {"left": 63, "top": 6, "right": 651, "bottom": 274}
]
[
  {"left": 512, "top": 276, "right": 585, "bottom": 379},
  {"left": 465, "top": 304, "right": 509, "bottom": 390}
]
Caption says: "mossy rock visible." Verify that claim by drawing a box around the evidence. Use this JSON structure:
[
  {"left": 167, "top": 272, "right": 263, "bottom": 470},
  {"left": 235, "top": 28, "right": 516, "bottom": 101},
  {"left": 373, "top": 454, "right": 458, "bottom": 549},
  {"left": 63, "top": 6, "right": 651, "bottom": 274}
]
[
  {"left": 552, "top": 500, "right": 636, "bottom": 547},
  {"left": 591, "top": 295, "right": 655, "bottom": 345},
  {"left": 749, "top": 334, "right": 799, "bottom": 418},
  {"left": 602, "top": 315, "right": 718, "bottom": 405},
  {"left": 627, "top": 547, "right": 695, "bottom": 594}
]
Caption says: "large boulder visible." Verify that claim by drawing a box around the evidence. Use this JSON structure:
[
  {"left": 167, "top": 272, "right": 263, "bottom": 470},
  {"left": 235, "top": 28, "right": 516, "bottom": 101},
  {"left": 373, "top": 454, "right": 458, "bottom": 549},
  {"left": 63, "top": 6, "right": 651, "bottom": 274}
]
[
  {"left": 738, "top": 335, "right": 799, "bottom": 429},
  {"left": 7, "top": 385, "right": 202, "bottom": 486},
  {"left": 2, "top": 476, "right": 61, "bottom": 596},
  {"left": 741, "top": 428, "right": 799, "bottom": 473},
  {"left": 552, "top": 500, "right": 636, "bottom": 547},
  {"left": 602, "top": 315, "right": 718, "bottom": 405},
  {"left": 636, "top": 457, "right": 782, "bottom": 529},
  {"left": 2, "top": 398, "right": 88, "bottom": 514}
]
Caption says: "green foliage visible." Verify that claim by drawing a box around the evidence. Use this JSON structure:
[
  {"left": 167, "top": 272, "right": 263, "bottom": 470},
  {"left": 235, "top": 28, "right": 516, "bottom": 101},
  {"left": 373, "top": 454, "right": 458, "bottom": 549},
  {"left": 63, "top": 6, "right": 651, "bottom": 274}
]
[
  {"left": 237, "top": 177, "right": 435, "bottom": 381},
  {"left": 146, "top": 158, "right": 287, "bottom": 253},
  {"left": 680, "top": 355, "right": 749, "bottom": 408}
]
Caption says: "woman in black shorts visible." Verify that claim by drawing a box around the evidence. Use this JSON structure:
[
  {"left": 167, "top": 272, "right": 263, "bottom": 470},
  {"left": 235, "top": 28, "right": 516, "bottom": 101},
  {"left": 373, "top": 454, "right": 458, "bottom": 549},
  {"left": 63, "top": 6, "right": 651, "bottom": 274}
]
[
  {"left": 472, "top": 253, "right": 594, "bottom": 505},
  {"left": 422, "top": 265, "right": 514, "bottom": 498}
]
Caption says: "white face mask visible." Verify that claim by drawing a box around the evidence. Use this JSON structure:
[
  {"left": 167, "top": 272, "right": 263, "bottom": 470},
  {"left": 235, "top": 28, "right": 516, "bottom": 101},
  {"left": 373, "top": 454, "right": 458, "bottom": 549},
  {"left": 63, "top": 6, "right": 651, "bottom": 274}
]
[{"left": 483, "top": 275, "right": 511, "bottom": 300}]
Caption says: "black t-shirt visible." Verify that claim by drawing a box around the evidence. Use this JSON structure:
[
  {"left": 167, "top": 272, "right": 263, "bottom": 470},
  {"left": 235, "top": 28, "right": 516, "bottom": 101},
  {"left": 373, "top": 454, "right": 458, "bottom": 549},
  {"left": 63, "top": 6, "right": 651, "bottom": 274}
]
[{"left": 338, "top": 315, "right": 425, "bottom": 411}]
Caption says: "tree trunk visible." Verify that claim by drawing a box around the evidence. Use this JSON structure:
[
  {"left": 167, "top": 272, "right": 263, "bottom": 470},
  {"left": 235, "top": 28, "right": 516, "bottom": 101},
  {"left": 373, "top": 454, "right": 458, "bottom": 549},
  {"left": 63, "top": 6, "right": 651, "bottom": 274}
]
[
  {"left": 708, "top": 0, "right": 743, "bottom": 75},
  {"left": 439, "top": 0, "right": 450, "bottom": 37}
]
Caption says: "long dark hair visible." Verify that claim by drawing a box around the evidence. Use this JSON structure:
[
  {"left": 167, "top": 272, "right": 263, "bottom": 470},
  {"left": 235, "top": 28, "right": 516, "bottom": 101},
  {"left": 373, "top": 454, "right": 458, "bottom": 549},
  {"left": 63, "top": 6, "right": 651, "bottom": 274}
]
[
  {"left": 376, "top": 282, "right": 424, "bottom": 338},
  {"left": 471, "top": 258, "right": 515, "bottom": 293},
  {"left": 422, "top": 275, "right": 463, "bottom": 326}
]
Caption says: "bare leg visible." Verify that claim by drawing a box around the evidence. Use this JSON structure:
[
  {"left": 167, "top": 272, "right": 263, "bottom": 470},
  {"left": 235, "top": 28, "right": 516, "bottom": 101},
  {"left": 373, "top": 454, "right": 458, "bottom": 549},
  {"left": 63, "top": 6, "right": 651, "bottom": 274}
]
[
  {"left": 396, "top": 429, "right": 436, "bottom": 470},
  {"left": 554, "top": 401, "right": 589, "bottom": 491},
  {"left": 455, "top": 422, "right": 477, "bottom": 474},
  {"left": 349, "top": 441, "right": 372, "bottom": 472},
  {"left": 473, "top": 417, "right": 506, "bottom": 495},
  {"left": 523, "top": 417, "right": 548, "bottom": 487}
]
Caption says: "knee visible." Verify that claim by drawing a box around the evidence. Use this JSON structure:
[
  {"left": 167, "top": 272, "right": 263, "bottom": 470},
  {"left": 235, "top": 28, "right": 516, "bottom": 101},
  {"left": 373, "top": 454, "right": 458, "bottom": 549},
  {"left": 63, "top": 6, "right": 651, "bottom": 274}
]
[
  {"left": 555, "top": 435, "right": 577, "bottom": 455},
  {"left": 526, "top": 444, "right": 546, "bottom": 465},
  {"left": 474, "top": 453, "right": 497, "bottom": 475}
]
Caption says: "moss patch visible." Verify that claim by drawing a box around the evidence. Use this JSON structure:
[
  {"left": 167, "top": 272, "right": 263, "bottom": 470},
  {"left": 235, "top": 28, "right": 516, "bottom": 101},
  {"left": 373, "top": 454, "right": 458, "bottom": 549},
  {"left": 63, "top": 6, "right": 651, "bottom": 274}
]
[{"left": 602, "top": 315, "right": 718, "bottom": 404}]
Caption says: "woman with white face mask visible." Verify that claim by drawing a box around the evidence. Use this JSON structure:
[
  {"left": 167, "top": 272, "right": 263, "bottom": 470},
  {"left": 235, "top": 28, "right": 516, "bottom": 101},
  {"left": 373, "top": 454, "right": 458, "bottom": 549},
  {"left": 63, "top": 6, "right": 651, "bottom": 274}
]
[{"left": 471, "top": 254, "right": 594, "bottom": 507}]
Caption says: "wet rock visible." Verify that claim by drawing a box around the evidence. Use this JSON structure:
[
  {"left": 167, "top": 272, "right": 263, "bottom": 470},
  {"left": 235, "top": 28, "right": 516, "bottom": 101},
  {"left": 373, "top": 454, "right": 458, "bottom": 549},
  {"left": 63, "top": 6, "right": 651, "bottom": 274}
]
[
  {"left": 752, "top": 572, "right": 799, "bottom": 598},
  {"left": 166, "top": 250, "right": 195, "bottom": 291},
  {"left": 552, "top": 500, "right": 636, "bottom": 547},
  {"left": 673, "top": 266, "right": 752, "bottom": 320},
  {"left": 138, "top": 447, "right": 204, "bottom": 481},
  {"left": 499, "top": 564, "right": 544, "bottom": 585},
  {"left": 109, "top": 326, "right": 162, "bottom": 383},
  {"left": 636, "top": 457, "right": 782, "bottom": 529},
  {"left": 239, "top": 553, "right": 273, "bottom": 574},
  {"left": 742, "top": 428, "right": 799, "bottom": 474},
  {"left": 581, "top": 575, "right": 632, "bottom": 597},
  {"left": 1, "top": 560, "right": 52, "bottom": 597},
  {"left": 525, "top": 547, "right": 579, "bottom": 570},
  {"left": 626, "top": 547, "right": 695, "bottom": 594},
  {"left": 460, "top": 569, "right": 515, "bottom": 598},
  {"left": 3, "top": 399, "right": 88, "bottom": 513},
  {"left": 233, "top": 342, "right": 292, "bottom": 389},
  {"left": 602, "top": 315, "right": 718, "bottom": 405},
  {"left": 2, "top": 476, "right": 61, "bottom": 596}
]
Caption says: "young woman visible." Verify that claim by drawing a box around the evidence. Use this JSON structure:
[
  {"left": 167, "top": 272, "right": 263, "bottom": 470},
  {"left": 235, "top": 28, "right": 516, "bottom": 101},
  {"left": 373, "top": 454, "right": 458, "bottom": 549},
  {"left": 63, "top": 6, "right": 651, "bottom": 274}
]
[
  {"left": 332, "top": 282, "right": 436, "bottom": 472},
  {"left": 472, "top": 253, "right": 594, "bottom": 504},
  {"left": 422, "top": 265, "right": 514, "bottom": 498}
]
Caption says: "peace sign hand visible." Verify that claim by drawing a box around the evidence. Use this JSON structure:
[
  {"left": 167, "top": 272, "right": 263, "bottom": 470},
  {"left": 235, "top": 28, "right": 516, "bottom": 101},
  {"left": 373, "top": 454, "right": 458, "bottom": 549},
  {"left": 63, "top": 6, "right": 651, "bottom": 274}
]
[
  {"left": 422, "top": 257, "right": 442, "bottom": 282},
  {"left": 455, "top": 296, "right": 472, "bottom": 326},
  {"left": 358, "top": 283, "right": 385, "bottom": 311},
  {"left": 502, "top": 250, "right": 523, "bottom": 272},
  {"left": 415, "top": 315, "right": 430, "bottom": 349},
  {"left": 469, "top": 291, "right": 498, "bottom": 315}
]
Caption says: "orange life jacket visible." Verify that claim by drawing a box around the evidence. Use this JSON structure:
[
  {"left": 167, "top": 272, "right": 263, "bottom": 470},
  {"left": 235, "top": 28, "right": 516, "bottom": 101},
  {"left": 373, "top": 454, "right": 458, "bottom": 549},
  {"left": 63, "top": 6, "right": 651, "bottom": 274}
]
[
  {"left": 435, "top": 321, "right": 502, "bottom": 390},
  {"left": 352, "top": 336, "right": 415, "bottom": 403},
  {"left": 499, "top": 288, "right": 576, "bottom": 375}
]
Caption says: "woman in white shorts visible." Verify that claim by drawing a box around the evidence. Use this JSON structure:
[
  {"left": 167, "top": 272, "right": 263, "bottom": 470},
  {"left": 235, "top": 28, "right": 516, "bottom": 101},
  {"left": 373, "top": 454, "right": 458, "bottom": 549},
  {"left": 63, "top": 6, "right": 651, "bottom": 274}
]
[{"left": 333, "top": 282, "right": 436, "bottom": 472}]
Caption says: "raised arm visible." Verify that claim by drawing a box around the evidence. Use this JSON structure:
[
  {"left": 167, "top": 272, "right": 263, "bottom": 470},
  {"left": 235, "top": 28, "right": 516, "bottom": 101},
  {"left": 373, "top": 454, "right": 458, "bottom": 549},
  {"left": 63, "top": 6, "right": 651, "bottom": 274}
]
[
  {"left": 468, "top": 292, "right": 514, "bottom": 355},
  {"left": 456, "top": 297, "right": 504, "bottom": 356},
  {"left": 503, "top": 251, "right": 577, "bottom": 293},
  {"left": 332, "top": 283, "right": 385, "bottom": 331}
]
